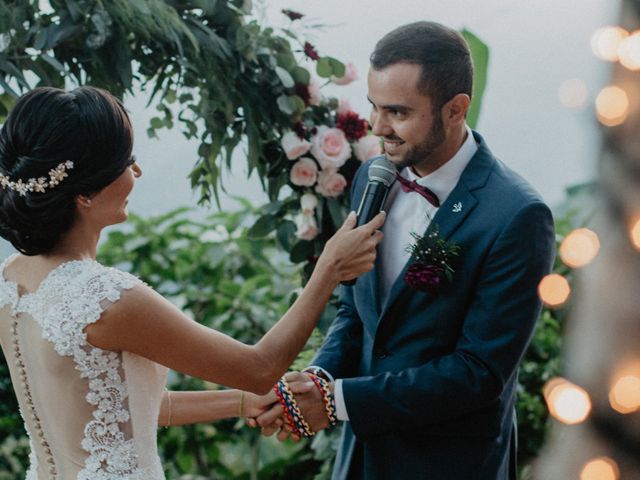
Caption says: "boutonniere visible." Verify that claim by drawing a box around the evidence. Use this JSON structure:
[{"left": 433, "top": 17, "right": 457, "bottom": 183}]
[{"left": 404, "top": 225, "right": 460, "bottom": 292}]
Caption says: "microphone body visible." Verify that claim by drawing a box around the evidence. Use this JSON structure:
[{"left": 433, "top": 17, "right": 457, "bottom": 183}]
[
  {"left": 355, "top": 181, "right": 390, "bottom": 227},
  {"left": 342, "top": 155, "right": 396, "bottom": 286}
]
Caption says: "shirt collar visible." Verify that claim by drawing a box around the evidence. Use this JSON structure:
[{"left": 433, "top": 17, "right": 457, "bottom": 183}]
[{"left": 403, "top": 125, "right": 478, "bottom": 205}]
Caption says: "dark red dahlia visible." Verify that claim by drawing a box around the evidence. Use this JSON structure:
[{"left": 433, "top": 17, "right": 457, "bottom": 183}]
[
  {"left": 404, "top": 263, "right": 445, "bottom": 292},
  {"left": 303, "top": 42, "right": 320, "bottom": 61},
  {"left": 336, "top": 111, "right": 369, "bottom": 141},
  {"left": 282, "top": 9, "right": 304, "bottom": 21}
]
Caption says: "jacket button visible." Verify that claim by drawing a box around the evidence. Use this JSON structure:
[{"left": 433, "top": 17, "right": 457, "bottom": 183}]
[{"left": 374, "top": 347, "right": 388, "bottom": 359}]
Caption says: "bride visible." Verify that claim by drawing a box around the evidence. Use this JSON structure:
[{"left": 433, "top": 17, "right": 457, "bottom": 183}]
[{"left": 0, "top": 86, "right": 385, "bottom": 479}]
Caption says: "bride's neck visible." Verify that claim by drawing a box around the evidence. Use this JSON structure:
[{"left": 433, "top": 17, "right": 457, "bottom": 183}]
[{"left": 48, "top": 223, "right": 101, "bottom": 262}]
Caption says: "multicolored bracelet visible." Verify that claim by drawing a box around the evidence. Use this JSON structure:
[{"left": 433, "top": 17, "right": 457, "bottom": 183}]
[
  {"left": 308, "top": 374, "right": 338, "bottom": 427},
  {"left": 273, "top": 381, "right": 301, "bottom": 436},
  {"left": 274, "top": 378, "right": 315, "bottom": 438}
]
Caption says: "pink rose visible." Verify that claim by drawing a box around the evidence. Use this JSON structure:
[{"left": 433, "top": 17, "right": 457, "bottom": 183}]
[
  {"left": 332, "top": 62, "right": 358, "bottom": 86},
  {"left": 353, "top": 135, "right": 383, "bottom": 162},
  {"left": 300, "top": 193, "right": 318, "bottom": 215},
  {"left": 337, "top": 97, "right": 353, "bottom": 115},
  {"left": 315, "top": 169, "right": 347, "bottom": 198},
  {"left": 308, "top": 78, "right": 321, "bottom": 106},
  {"left": 290, "top": 157, "right": 318, "bottom": 187},
  {"left": 295, "top": 213, "right": 319, "bottom": 240},
  {"left": 310, "top": 126, "right": 352, "bottom": 170},
  {"left": 281, "top": 131, "right": 311, "bottom": 160}
]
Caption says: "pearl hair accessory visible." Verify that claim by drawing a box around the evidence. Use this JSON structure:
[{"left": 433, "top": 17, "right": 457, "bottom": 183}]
[{"left": 0, "top": 160, "right": 74, "bottom": 196}]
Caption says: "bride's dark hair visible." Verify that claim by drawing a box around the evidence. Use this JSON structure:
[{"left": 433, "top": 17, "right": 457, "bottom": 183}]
[{"left": 0, "top": 86, "right": 134, "bottom": 256}]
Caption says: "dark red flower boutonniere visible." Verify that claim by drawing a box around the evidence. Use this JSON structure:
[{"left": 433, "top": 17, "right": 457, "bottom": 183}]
[{"left": 404, "top": 225, "right": 460, "bottom": 293}]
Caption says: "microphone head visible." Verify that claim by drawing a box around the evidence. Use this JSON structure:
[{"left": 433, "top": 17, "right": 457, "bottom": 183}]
[{"left": 368, "top": 155, "right": 397, "bottom": 187}]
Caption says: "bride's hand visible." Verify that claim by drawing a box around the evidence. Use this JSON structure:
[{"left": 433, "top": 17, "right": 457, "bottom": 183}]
[
  {"left": 242, "top": 390, "right": 279, "bottom": 418},
  {"left": 315, "top": 211, "right": 386, "bottom": 284}
]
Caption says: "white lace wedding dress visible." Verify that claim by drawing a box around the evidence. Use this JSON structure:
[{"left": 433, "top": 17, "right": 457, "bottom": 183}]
[{"left": 0, "top": 255, "right": 168, "bottom": 479}]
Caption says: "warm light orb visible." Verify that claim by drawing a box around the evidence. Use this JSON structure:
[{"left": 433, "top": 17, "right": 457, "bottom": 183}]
[
  {"left": 609, "top": 361, "right": 640, "bottom": 414},
  {"left": 596, "top": 86, "right": 630, "bottom": 126},
  {"left": 618, "top": 31, "right": 640, "bottom": 71},
  {"left": 629, "top": 217, "right": 640, "bottom": 250},
  {"left": 558, "top": 79, "right": 589, "bottom": 109},
  {"left": 591, "top": 26, "right": 629, "bottom": 61},
  {"left": 538, "top": 274, "right": 571, "bottom": 307},
  {"left": 544, "top": 377, "right": 592, "bottom": 424},
  {"left": 559, "top": 228, "right": 600, "bottom": 268},
  {"left": 580, "top": 457, "right": 620, "bottom": 480}
]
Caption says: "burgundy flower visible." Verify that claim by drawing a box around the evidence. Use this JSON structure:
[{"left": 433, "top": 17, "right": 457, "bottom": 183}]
[
  {"left": 282, "top": 9, "right": 304, "bottom": 21},
  {"left": 303, "top": 42, "right": 320, "bottom": 61},
  {"left": 293, "top": 121, "right": 307, "bottom": 140},
  {"left": 294, "top": 83, "right": 311, "bottom": 106},
  {"left": 404, "top": 263, "right": 445, "bottom": 292},
  {"left": 336, "top": 111, "right": 369, "bottom": 141}
]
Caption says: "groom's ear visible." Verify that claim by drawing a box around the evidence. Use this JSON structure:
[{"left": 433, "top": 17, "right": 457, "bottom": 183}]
[{"left": 443, "top": 93, "right": 471, "bottom": 126}]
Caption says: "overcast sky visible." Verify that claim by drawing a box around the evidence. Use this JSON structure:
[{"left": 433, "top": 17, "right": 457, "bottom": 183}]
[{"left": 0, "top": 0, "right": 622, "bottom": 257}]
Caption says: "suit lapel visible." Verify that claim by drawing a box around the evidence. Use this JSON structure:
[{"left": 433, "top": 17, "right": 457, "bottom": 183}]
[{"left": 377, "top": 131, "right": 495, "bottom": 323}]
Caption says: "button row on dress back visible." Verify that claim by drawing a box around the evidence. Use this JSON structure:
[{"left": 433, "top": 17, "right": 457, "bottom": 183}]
[{"left": 10, "top": 320, "right": 57, "bottom": 479}]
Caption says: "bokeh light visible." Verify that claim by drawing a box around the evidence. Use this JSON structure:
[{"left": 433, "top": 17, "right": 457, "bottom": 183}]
[
  {"left": 596, "top": 86, "right": 630, "bottom": 126},
  {"left": 591, "top": 26, "right": 629, "bottom": 61},
  {"left": 559, "top": 228, "right": 600, "bottom": 268},
  {"left": 629, "top": 217, "right": 640, "bottom": 250},
  {"left": 538, "top": 274, "right": 571, "bottom": 307},
  {"left": 558, "top": 79, "right": 589, "bottom": 109},
  {"left": 618, "top": 30, "right": 640, "bottom": 71},
  {"left": 580, "top": 457, "right": 620, "bottom": 480},
  {"left": 544, "top": 377, "right": 591, "bottom": 424},
  {"left": 609, "top": 360, "right": 640, "bottom": 414}
]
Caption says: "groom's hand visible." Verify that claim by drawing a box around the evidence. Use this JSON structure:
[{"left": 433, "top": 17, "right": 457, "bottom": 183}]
[
  {"left": 255, "top": 371, "right": 331, "bottom": 441},
  {"left": 253, "top": 372, "right": 316, "bottom": 441}
]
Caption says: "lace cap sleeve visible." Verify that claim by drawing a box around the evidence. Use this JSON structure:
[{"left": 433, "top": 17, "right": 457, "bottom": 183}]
[{"left": 34, "top": 262, "right": 143, "bottom": 357}]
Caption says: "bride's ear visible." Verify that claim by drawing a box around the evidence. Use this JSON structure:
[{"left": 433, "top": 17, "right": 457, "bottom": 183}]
[{"left": 76, "top": 195, "right": 92, "bottom": 209}]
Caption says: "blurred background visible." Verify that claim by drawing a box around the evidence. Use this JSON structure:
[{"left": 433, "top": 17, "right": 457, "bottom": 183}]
[{"left": 0, "top": 0, "right": 620, "bottom": 257}]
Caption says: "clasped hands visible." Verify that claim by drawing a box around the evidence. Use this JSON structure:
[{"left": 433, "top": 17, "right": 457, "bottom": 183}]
[{"left": 248, "top": 371, "right": 335, "bottom": 441}]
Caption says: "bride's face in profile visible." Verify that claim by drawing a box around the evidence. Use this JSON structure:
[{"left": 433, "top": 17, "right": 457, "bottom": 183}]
[{"left": 79, "top": 158, "right": 142, "bottom": 228}]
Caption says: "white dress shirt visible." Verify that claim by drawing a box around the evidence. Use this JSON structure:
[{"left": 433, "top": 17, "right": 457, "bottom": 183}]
[{"left": 321, "top": 126, "right": 478, "bottom": 421}]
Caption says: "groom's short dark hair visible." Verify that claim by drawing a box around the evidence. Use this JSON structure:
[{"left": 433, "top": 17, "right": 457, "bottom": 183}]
[{"left": 370, "top": 21, "right": 473, "bottom": 112}]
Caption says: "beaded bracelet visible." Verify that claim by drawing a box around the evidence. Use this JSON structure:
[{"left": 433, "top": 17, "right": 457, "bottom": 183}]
[
  {"left": 308, "top": 374, "right": 338, "bottom": 427},
  {"left": 274, "top": 378, "right": 315, "bottom": 438}
]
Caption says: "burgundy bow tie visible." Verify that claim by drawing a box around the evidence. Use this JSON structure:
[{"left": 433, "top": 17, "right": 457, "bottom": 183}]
[{"left": 395, "top": 172, "right": 440, "bottom": 207}]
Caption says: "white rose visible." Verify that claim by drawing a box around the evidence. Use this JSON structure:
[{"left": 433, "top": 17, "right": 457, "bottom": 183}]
[
  {"left": 281, "top": 131, "right": 312, "bottom": 160},
  {"left": 289, "top": 157, "right": 318, "bottom": 187},
  {"left": 300, "top": 193, "right": 318, "bottom": 215},
  {"left": 295, "top": 213, "right": 319, "bottom": 240},
  {"left": 353, "top": 135, "right": 383, "bottom": 162},
  {"left": 331, "top": 62, "right": 359, "bottom": 86},
  {"left": 308, "top": 78, "right": 322, "bottom": 106},
  {"left": 310, "top": 126, "right": 352, "bottom": 170}
]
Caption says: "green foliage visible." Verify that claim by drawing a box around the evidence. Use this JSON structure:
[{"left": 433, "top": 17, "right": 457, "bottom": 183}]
[{"left": 461, "top": 28, "right": 489, "bottom": 129}]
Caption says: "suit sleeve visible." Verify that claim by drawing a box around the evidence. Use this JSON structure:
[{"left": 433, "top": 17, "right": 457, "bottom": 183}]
[{"left": 341, "top": 201, "right": 555, "bottom": 438}]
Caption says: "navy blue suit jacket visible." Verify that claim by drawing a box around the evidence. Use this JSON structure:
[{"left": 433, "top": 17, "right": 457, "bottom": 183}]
[{"left": 313, "top": 132, "right": 555, "bottom": 480}]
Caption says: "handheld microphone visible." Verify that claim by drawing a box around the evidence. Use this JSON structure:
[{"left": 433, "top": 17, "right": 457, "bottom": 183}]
[{"left": 342, "top": 155, "right": 396, "bottom": 286}]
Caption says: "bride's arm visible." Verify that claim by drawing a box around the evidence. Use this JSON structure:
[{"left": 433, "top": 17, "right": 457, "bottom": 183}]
[
  {"left": 156, "top": 388, "right": 287, "bottom": 426},
  {"left": 87, "top": 212, "right": 384, "bottom": 394}
]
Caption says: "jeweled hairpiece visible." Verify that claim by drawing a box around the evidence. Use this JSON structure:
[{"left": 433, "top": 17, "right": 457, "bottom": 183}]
[{"left": 0, "top": 160, "right": 74, "bottom": 196}]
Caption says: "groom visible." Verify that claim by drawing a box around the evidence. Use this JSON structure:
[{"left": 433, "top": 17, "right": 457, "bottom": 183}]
[{"left": 258, "top": 21, "right": 555, "bottom": 479}]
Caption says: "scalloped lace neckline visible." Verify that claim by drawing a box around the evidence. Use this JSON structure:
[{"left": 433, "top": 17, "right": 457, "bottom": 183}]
[{"left": 1, "top": 255, "right": 97, "bottom": 304}]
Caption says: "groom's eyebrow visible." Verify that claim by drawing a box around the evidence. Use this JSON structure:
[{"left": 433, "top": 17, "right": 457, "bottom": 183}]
[{"left": 367, "top": 96, "right": 411, "bottom": 113}]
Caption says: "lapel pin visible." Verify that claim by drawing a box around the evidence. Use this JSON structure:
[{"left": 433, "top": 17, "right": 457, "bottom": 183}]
[{"left": 452, "top": 202, "right": 463, "bottom": 213}]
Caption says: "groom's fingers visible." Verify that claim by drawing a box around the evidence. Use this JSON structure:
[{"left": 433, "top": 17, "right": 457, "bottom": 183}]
[{"left": 288, "top": 380, "right": 314, "bottom": 394}]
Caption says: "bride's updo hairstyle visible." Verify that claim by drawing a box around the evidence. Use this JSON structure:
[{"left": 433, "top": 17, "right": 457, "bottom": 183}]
[{"left": 0, "top": 86, "right": 133, "bottom": 255}]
